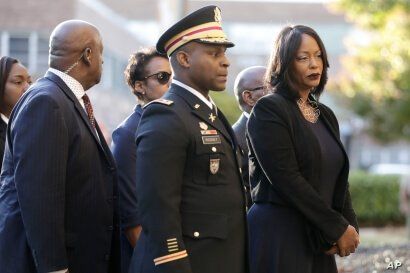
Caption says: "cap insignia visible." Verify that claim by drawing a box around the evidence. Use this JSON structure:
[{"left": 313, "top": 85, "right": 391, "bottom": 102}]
[{"left": 214, "top": 7, "right": 222, "bottom": 23}]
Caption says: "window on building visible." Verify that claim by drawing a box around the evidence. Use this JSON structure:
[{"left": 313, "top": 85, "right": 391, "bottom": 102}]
[
  {"left": 37, "top": 37, "right": 49, "bottom": 74},
  {"left": 9, "top": 36, "right": 29, "bottom": 67}
]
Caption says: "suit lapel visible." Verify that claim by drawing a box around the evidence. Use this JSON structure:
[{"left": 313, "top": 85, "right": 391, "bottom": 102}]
[
  {"left": 95, "top": 121, "right": 116, "bottom": 168},
  {"left": 191, "top": 107, "right": 233, "bottom": 146},
  {"left": 170, "top": 84, "right": 234, "bottom": 145},
  {"left": 45, "top": 72, "right": 112, "bottom": 164}
]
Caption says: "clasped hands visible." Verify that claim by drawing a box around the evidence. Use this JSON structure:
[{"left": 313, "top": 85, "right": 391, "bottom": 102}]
[{"left": 325, "top": 225, "right": 360, "bottom": 257}]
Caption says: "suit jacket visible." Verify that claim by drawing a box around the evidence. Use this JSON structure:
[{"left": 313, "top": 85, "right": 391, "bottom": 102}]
[
  {"left": 130, "top": 84, "right": 248, "bottom": 273},
  {"left": 0, "top": 71, "right": 120, "bottom": 273},
  {"left": 247, "top": 92, "right": 358, "bottom": 244},
  {"left": 232, "top": 113, "right": 252, "bottom": 207},
  {"left": 0, "top": 118, "right": 7, "bottom": 172},
  {"left": 111, "top": 104, "right": 143, "bottom": 273}
]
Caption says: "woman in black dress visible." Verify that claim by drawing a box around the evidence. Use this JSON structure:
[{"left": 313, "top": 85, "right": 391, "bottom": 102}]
[
  {"left": 0, "top": 56, "right": 31, "bottom": 169},
  {"left": 247, "top": 25, "right": 360, "bottom": 273}
]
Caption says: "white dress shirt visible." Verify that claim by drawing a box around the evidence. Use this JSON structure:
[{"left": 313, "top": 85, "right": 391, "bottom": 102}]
[
  {"left": 172, "top": 79, "right": 217, "bottom": 111},
  {"left": 48, "top": 68, "right": 99, "bottom": 139},
  {"left": 0, "top": 114, "right": 9, "bottom": 124},
  {"left": 48, "top": 68, "right": 86, "bottom": 110}
]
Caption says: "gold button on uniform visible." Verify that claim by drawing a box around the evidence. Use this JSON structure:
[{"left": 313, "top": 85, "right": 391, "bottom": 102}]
[
  {"left": 194, "top": 232, "right": 200, "bottom": 237},
  {"left": 211, "top": 147, "right": 217, "bottom": 152}
]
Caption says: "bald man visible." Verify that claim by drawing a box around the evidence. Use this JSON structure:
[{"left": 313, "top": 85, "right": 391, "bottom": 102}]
[
  {"left": 0, "top": 20, "right": 120, "bottom": 273},
  {"left": 232, "top": 66, "right": 267, "bottom": 207}
]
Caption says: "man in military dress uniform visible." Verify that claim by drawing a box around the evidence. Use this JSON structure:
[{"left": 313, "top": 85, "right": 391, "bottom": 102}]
[{"left": 130, "top": 5, "right": 248, "bottom": 273}]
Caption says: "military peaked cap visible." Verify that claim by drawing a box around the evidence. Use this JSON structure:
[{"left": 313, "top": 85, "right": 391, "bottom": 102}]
[{"left": 156, "top": 5, "right": 234, "bottom": 56}]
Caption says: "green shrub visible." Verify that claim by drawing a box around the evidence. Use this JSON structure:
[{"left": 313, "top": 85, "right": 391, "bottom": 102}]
[
  {"left": 349, "top": 171, "right": 405, "bottom": 226},
  {"left": 211, "top": 90, "right": 241, "bottom": 125}
]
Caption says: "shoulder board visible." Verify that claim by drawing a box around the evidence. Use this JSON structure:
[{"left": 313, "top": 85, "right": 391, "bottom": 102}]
[{"left": 143, "top": 99, "right": 174, "bottom": 109}]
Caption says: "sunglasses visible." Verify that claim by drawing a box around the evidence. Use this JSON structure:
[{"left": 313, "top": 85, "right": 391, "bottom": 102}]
[{"left": 143, "top": 71, "right": 171, "bottom": 85}]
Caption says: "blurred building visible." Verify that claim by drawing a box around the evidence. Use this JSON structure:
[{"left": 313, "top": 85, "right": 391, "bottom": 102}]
[{"left": 1, "top": 0, "right": 409, "bottom": 168}]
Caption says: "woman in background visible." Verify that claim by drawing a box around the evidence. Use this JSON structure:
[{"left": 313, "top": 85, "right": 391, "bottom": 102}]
[
  {"left": 247, "top": 25, "right": 359, "bottom": 273},
  {"left": 0, "top": 56, "right": 32, "bottom": 170},
  {"left": 111, "top": 47, "right": 171, "bottom": 273}
]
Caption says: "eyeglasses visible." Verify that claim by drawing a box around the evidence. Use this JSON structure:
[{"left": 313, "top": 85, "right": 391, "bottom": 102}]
[
  {"left": 143, "top": 71, "right": 171, "bottom": 85},
  {"left": 248, "top": 86, "right": 265, "bottom": 92}
]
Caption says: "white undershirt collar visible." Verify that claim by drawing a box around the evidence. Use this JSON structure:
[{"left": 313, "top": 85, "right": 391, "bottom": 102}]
[{"left": 172, "top": 79, "right": 216, "bottom": 110}]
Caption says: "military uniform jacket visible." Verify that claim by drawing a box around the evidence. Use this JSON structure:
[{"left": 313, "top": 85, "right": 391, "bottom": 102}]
[{"left": 132, "top": 83, "right": 248, "bottom": 273}]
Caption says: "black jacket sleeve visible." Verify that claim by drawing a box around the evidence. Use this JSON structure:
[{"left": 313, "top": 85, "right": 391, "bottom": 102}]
[{"left": 135, "top": 104, "right": 193, "bottom": 273}]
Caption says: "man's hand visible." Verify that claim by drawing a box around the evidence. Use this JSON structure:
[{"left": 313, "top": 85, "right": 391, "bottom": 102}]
[
  {"left": 325, "top": 245, "right": 339, "bottom": 255},
  {"left": 336, "top": 225, "right": 360, "bottom": 257},
  {"left": 125, "top": 225, "right": 142, "bottom": 248}
]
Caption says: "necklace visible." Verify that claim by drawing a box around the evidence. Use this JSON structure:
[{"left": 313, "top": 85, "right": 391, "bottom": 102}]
[{"left": 297, "top": 98, "right": 320, "bottom": 123}]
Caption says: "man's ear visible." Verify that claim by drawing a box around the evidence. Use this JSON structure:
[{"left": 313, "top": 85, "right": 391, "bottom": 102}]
[
  {"left": 83, "top": 48, "right": 92, "bottom": 65},
  {"left": 176, "top": 51, "right": 190, "bottom": 68},
  {"left": 242, "top": 90, "right": 255, "bottom": 107},
  {"left": 134, "top": 81, "right": 145, "bottom": 95}
]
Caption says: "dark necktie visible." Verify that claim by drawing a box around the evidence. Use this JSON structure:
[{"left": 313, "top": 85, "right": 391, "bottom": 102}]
[{"left": 82, "top": 94, "right": 96, "bottom": 129}]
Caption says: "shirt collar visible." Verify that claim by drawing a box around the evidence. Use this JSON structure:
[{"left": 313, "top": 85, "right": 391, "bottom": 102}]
[
  {"left": 0, "top": 114, "right": 9, "bottom": 124},
  {"left": 48, "top": 68, "right": 85, "bottom": 101},
  {"left": 172, "top": 79, "right": 215, "bottom": 110},
  {"left": 243, "top": 111, "right": 250, "bottom": 119}
]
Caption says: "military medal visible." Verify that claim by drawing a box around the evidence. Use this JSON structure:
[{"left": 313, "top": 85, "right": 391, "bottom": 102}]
[
  {"left": 209, "top": 158, "right": 220, "bottom": 174},
  {"left": 201, "top": 129, "right": 218, "bottom": 135},
  {"left": 209, "top": 113, "right": 216, "bottom": 122}
]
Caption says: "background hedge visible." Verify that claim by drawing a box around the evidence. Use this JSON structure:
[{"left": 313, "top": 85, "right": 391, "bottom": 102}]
[
  {"left": 349, "top": 171, "right": 405, "bottom": 226},
  {"left": 212, "top": 90, "right": 242, "bottom": 124}
]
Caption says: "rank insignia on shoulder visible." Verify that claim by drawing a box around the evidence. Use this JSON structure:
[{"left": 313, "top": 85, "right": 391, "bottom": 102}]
[{"left": 143, "top": 98, "right": 174, "bottom": 109}]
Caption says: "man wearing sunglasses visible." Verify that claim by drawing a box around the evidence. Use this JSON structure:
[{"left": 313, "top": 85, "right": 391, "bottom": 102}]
[
  {"left": 131, "top": 5, "right": 248, "bottom": 273},
  {"left": 232, "top": 66, "right": 267, "bottom": 208}
]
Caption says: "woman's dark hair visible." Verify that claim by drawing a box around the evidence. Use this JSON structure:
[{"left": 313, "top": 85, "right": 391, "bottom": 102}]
[
  {"left": 124, "top": 47, "right": 167, "bottom": 99},
  {"left": 265, "top": 25, "right": 329, "bottom": 100},
  {"left": 0, "top": 56, "right": 19, "bottom": 100}
]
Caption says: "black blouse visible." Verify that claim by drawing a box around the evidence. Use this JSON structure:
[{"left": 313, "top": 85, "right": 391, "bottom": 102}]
[{"left": 307, "top": 118, "right": 345, "bottom": 205}]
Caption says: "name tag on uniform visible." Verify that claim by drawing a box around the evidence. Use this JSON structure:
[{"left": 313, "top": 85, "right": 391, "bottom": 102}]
[
  {"left": 202, "top": 135, "right": 221, "bottom": 145},
  {"left": 201, "top": 129, "right": 218, "bottom": 135}
]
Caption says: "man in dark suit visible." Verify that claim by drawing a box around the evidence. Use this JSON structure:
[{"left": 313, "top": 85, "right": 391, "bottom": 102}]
[
  {"left": 232, "top": 66, "right": 266, "bottom": 207},
  {"left": 130, "top": 6, "right": 248, "bottom": 273},
  {"left": 0, "top": 20, "right": 120, "bottom": 273}
]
